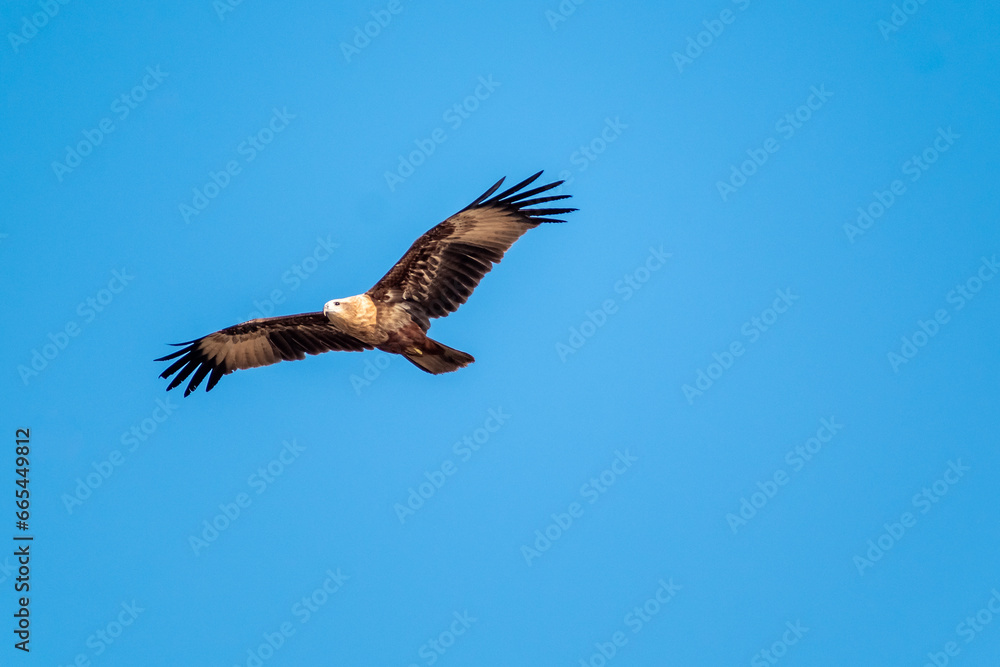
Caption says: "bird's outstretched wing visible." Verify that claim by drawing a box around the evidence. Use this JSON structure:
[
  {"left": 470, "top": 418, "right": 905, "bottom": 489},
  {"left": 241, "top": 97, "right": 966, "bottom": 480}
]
[
  {"left": 155, "top": 313, "right": 372, "bottom": 396},
  {"left": 367, "top": 171, "right": 575, "bottom": 324}
]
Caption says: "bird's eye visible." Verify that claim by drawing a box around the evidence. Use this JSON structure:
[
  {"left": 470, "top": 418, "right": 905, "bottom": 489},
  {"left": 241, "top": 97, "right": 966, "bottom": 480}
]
[{"left": 334, "top": 302, "right": 340, "bottom": 306}]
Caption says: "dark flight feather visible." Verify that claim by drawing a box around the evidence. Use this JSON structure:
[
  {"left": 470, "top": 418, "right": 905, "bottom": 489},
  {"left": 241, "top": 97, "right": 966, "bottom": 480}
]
[
  {"left": 156, "top": 313, "right": 371, "bottom": 396},
  {"left": 368, "top": 171, "right": 575, "bottom": 322}
]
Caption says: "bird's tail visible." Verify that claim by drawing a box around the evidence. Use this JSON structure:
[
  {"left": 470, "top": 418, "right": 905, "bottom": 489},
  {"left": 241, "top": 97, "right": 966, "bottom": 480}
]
[{"left": 404, "top": 338, "right": 475, "bottom": 374}]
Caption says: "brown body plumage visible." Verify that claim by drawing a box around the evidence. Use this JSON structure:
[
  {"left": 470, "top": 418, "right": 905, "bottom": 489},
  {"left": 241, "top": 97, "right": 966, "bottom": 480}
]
[{"left": 156, "top": 172, "right": 575, "bottom": 396}]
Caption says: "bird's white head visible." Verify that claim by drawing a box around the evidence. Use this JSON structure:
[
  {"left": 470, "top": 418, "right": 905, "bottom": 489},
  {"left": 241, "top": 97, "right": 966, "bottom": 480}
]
[
  {"left": 323, "top": 294, "right": 376, "bottom": 329},
  {"left": 323, "top": 297, "right": 349, "bottom": 322}
]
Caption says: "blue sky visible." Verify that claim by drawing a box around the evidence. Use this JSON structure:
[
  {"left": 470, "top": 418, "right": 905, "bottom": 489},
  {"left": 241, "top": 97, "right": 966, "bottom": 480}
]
[{"left": 2, "top": 1, "right": 999, "bottom": 665}]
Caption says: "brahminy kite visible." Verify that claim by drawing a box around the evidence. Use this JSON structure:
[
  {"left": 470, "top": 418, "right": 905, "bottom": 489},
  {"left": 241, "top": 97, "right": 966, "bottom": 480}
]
[{"left": 156, "top": 171, "right": 575, "bottom": 395}]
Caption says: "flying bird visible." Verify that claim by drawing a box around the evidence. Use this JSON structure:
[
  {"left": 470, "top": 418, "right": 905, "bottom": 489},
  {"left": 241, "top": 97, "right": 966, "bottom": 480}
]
[{"left": 157, "top": 171, "right": 575, "bottom": 396}]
